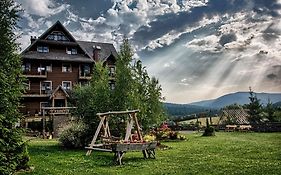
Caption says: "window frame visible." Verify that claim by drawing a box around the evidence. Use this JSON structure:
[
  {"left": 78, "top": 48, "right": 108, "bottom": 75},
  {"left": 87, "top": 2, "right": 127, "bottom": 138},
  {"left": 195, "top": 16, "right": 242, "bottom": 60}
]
[
  {"left": 22, "top": 63, "right": 31, "bottom": 72},
  {"left": 62, "top": 81, "right": 72, "bottom": 90},
  {"left": 62, "top": 63, "right": 72, "bottom": 72},
  {"left": 66, "top": 47, "right": 77, "bottom": 55},
  {"left": 46, "top": 64, "right": 52, "bottom": 72},
  {"left": 80, "top": 64, "right": 91, "bottom": 76},
  {"left": 40, "top": 81, "right": 52, "bottom": 92},
  {"left": 37, "top": 46, "right": 49, "bottom": 53}
]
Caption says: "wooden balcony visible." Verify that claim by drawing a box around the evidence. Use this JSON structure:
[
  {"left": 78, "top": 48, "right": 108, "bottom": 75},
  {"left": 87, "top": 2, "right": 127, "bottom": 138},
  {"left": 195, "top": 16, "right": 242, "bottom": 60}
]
[
  {"left": 42, "top": 107, "right": 76, "bottom": 115},
  {"left": 22, "top": 89, "right": 52, "bottom": 98},
  {"left": 23, "top": 70, "right": 47, "bottom": 78}
]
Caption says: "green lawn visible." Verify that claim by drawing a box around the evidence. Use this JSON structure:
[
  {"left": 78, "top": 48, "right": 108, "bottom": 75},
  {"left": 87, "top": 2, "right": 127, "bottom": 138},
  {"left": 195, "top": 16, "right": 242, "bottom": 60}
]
[{"left": 19, "top": 132, "right": 281, "bottom": 175}]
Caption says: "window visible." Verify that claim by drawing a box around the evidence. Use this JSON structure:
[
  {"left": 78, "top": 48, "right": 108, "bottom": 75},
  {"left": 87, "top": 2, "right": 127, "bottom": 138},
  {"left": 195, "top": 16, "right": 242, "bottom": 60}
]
[
  {"left": 109, "top": 66, "right": 115, "bottom": 76},
  {"left": 46, "top": 65, "right": 52, "bottom": 72},
  {"left": 41, "top": 81, "right": 52, "bottom": 91},
  {"left": 66, "top": 48, "right": 77, "bottom": 55},
  {"left": 80, "top": 64, "right": 91, "bottom": 76},
  {"left": 62, "top": 63, "right": 72, "bottom": 72},
  {"left": 22, "top": 63, "right": 31, "bottom": 72},
  {"left": 47, "top": 31, "right": 69, "bottom": 41},
  {"left": 62, "top": 81, "right": 72, "bottom": 90},
  {"left": 37, "top": 46, "right": 49, "bottom": 53},
  {"left": 110, "top": 83, "right": 115, "bottom": 90}
]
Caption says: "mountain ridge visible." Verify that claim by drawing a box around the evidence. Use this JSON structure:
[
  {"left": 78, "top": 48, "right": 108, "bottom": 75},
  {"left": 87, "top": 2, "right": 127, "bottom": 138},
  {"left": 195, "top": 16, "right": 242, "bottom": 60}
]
[
  {"left": 164, "top": 92, "right": 281, "bottom": 117},
  {"left": 189, "top": 91, "right": 281, "bottom": 109}
]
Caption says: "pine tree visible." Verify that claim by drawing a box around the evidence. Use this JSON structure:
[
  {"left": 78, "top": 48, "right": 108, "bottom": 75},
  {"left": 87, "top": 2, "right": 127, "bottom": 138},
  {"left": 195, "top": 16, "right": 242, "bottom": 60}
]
[
  {"left": 247, "top": 87, "right": 262, "bottom": 123},
  {"left": 265, "top": 99, "right": 275, "bottom": 122},
  {"left": 0, "top": 0, "right": 29, "bottom": 174}
]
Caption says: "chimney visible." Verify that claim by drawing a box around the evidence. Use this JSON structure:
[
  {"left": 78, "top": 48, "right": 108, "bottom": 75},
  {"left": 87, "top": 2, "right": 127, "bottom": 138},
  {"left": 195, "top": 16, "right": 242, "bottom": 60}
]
[
  {"left": 30, "top": 36, "right": 37, "bottom": 44},
  {"left": 93, "top": 45, "right": 101, "bottom": 61}
]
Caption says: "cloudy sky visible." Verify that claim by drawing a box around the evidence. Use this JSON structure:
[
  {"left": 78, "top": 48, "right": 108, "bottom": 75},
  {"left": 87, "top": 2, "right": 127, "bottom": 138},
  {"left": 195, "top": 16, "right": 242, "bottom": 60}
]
[{"left": 15, "top": 0, "right": 281, "bottom": 103}]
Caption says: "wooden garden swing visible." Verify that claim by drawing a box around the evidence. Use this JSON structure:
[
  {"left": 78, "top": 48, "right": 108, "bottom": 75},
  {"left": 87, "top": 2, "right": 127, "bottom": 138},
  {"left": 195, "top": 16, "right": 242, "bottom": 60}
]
[{"left": 85, "top": 110, "right": 157, "bottom": 165}]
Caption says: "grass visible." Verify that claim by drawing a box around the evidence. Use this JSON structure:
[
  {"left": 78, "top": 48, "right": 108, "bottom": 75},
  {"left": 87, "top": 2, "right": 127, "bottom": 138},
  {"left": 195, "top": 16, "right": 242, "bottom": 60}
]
[
  {"left": 180, "top": 117, "right": 220, "bottom": 126},
  {"left": 19, "top": 132, "right": 281, "bottom": 175}
]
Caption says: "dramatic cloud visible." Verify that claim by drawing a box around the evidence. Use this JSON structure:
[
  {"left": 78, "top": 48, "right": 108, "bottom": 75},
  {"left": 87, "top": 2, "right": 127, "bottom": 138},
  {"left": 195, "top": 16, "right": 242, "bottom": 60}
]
[
  {"left": 19, "top": 0, "right": 69, "bottom": 17},
  {"left": 17, "top": 0, "right": 281, "bottom": 103}
]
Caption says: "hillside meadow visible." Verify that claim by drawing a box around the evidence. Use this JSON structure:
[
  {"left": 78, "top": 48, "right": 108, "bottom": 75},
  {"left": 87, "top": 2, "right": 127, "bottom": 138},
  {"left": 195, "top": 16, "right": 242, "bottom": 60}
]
[{"left": 19, "top": 132, "right": 281, "bottom": 175}]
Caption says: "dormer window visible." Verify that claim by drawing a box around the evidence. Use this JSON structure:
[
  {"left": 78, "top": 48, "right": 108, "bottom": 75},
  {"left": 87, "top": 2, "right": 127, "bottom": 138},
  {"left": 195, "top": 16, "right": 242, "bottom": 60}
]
[
  {"left": 47, "top": 31, "right": 69, "bottom": 41},
  {"left": 66, "top": 47, "right": 77, "bottom": 55},
  {"left": 37, "top": 46, "right": 49, "bottom": 53}
]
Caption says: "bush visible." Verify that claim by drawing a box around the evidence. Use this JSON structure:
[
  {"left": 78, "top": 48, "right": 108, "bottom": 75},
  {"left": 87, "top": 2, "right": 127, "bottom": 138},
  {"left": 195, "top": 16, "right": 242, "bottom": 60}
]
[
  {"left": 143, "top": 134, "right": 156, "bottom": 142},
  {"left": 0, "top": 128, "right": 30, "bottom": 175},
  {"left": 59, "top": 122, "right": 88, "bottom": 149},
  {"left": 202, "top": 118, "right": 215, "bottom": 136},
  {"left": 202, "top": 126, "right": 215, "bottom": 136}
]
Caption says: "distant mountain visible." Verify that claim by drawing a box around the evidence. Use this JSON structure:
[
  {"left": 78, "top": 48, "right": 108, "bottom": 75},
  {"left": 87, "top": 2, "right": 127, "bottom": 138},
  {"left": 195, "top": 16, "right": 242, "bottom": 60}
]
[
  {"left": 189, "top": 92, "right": 281, "bottom": 109},
  {"left": 163, "top": 103, "right": 212, "bottom": 119},
  {"left": 164, "top": 92, "right": 281, "bottom": 119}
]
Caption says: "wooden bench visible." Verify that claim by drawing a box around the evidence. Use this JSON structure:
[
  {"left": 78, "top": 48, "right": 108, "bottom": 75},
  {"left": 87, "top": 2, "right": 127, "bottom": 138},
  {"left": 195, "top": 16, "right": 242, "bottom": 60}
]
[
  {"left": 238, "top": 125, "right": 252, "bottom": 132},
  {"left": 111, "top": 142, "right": 157, "bottom": 165},
  {"left": 225, "top": 125, "right": 237, "bottom": 132},
  {"left": 85, "top": 142, "right": 157, "bottom": 165}
]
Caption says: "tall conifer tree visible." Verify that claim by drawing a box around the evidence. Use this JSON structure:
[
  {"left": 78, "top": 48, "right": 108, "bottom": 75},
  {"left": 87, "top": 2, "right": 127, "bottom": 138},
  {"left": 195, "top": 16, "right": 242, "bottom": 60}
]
[{"left": 0, "top": 0, "right": 29, "bottom": 174}]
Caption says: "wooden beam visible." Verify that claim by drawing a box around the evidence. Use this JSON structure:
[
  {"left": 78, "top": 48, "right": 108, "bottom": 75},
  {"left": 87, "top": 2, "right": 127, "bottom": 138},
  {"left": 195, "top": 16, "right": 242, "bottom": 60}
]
[
  {"left": 86, "top": 116, "right": 106, "bottom": 156},
  {"left": 132, "top": 113, "right": 143, "bottom": 142},
  {"left": 42, "top": 109, "right": 46, "bottom": 139},
  {"left": 97, "top": 110, "right": 139, "bottom": 116},
  {"left": 124, "top": 116, "right": 134, "bottom": 142}
]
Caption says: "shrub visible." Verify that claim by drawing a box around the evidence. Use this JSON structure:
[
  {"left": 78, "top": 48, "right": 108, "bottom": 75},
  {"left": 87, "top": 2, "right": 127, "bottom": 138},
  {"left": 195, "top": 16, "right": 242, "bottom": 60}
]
[
  {"left": 202, "top": 126, "right": 215, "bottom": 136},
  {"left": 59, "top": 122, "right": 88, "bottom": 149},
  {"left": 178, "top": 134, "right": 186, "bottom": 140},
  {"left": 143, "top": 134, "right": 156, "bottom": 142},
  {"left": 202, "top": 118, "right": 215, "bottom": 136},
  {"left": 169, "top": 131, "right": 178, "bottom": 140}
]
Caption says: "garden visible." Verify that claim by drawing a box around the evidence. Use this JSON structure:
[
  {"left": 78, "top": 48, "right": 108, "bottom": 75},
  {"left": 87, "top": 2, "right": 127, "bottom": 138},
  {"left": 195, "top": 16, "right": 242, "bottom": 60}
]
[{"left": 19, "top": 132, "right": 281, "bottom": 175}]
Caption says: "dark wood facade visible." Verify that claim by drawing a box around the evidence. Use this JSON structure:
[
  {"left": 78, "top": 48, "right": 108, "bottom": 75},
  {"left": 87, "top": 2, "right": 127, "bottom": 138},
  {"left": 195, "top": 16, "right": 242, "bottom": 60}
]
[{"left": 21, "top": 21, "right": 117, "bottom": 116}]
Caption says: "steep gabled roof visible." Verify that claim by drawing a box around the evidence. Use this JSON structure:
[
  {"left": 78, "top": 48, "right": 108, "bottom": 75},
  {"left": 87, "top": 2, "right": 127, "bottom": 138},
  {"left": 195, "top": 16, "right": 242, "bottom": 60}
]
[
  {"left": 76, "top": 41, "right": 118, "bottom": 62},
  {"left": 22, "top": 21, "right": 77, "bottom": 54},
  {"left": 38, "top": 21, "right": 76, "bottom": 42},
  {"left": 21, "top": 21, "right": 118, "bottom": 63},
  {"left": 49, "top": 85, "right": 69, "bottom": 100},
  {"left": 22, "top": 51, "right": 94, "bottom": 63},
  {"left": 218, "top": 108, "right": 250, "bottom": 125}
]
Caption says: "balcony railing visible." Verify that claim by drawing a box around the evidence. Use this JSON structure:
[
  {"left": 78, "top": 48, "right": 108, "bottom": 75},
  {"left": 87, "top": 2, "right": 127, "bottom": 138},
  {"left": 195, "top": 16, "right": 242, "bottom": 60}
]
[
  {"left": 23, "top": 70, "right": 47, "bottom": 78},
  {"left": 79, "top": 72, "right": 91, "bottom": 80},
  {"left": 22, "top": 89, "right": 52, "bottom": 97}
]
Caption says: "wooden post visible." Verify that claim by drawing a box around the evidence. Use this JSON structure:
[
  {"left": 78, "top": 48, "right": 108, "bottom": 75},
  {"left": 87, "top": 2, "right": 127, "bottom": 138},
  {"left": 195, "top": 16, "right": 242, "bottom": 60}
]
[
  {"left": 132, "top": 113, "right": 143, "bottom": 142},
  {"left": 124, "top": 115, "right": 134, "bottom": 142},
  {"left": 86, "top": 115, "right": 106, "bottom": 156},
  {"left": 42, "top": 109, "right": 46, "bottom": 139}
]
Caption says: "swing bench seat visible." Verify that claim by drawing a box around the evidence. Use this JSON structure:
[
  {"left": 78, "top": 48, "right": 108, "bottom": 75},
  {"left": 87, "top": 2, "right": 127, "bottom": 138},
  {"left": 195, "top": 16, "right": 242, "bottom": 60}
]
[{"left": 85, "top": 146, "right": 112, "bottom": 152}]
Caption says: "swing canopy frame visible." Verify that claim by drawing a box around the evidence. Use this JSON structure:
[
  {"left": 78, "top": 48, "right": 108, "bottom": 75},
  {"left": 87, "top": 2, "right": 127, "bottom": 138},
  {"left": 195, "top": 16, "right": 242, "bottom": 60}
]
[{"left": 85, "top": 110, "right": 157, "bottom": 165}]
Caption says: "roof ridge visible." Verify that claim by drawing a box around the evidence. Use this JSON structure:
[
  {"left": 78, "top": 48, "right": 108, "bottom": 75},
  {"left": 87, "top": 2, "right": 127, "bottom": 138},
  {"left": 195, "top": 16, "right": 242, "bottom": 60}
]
[{"left": 76, "top": 40, "right": 114, "bottom": 45}]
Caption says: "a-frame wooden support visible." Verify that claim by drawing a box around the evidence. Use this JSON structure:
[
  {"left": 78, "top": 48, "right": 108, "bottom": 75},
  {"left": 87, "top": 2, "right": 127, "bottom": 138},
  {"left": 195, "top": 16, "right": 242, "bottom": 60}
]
[{"left": 86, "top": 110, "right": 141, "bottom": 156}]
